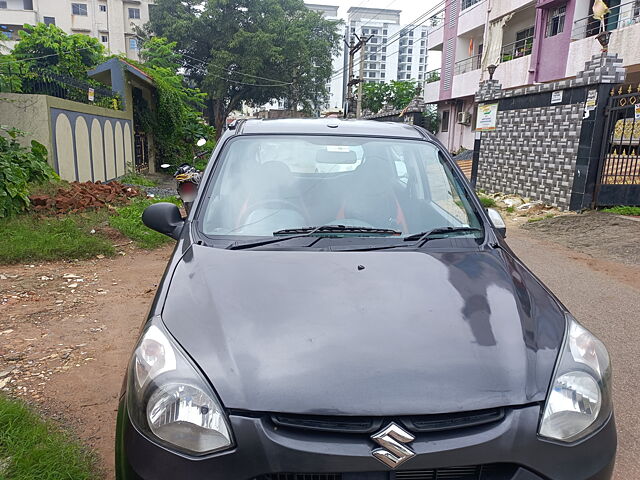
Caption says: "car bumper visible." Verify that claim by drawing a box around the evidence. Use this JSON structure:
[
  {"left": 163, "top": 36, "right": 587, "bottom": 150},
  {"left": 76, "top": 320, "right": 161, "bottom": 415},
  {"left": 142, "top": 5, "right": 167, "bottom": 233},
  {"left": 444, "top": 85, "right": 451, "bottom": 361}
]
[{"left": 116, "top": 400, "right": 616, "bottom": 480}]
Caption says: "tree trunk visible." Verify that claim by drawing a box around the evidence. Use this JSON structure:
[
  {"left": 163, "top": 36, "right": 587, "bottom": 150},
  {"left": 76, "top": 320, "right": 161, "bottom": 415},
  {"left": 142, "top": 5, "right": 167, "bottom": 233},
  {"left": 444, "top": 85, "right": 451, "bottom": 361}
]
[{"left": 212, "top": 98, "right": 226, "bottom": 141}]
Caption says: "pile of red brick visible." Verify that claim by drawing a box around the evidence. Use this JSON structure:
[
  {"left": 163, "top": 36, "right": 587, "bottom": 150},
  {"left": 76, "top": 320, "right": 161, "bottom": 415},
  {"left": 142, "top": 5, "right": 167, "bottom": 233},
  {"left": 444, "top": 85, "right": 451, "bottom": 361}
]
[{"left": 30, "top": 181, "right": 143, "bottom": 214}]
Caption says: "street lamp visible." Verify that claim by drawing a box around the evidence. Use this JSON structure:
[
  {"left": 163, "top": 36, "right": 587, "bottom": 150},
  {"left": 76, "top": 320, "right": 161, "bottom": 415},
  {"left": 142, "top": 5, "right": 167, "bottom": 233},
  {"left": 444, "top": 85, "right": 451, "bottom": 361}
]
[
  {"left": 596, "top": 30, "right": 611, "bottom": 52},
  {"left": 487, "top": 64, "right": 497, "bottom": 80}
]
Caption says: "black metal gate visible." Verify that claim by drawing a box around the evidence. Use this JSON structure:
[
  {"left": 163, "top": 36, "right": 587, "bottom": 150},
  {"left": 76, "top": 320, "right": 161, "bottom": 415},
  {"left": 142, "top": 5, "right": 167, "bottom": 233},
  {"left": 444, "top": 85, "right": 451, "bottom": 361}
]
[
  {"left": 595, "top": 84, "right": 640, "bottom": 206},
  {"left": 134, "top": 132, "right": 149, "bottom": 173}
]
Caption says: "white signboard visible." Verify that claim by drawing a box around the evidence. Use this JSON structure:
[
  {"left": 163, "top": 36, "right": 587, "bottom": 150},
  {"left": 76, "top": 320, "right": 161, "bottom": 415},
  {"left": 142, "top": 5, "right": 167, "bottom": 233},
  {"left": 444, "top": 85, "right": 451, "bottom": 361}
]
[
  {"left": 476, "top": 103, "right": 499, "bottom": 131},
  {"left": 88, "top": 88, "right": 95, "bottom": 102},
  {"left": 635, "top": 104, "right": 640, "bottom": 120},
  {"left": 551, "top": 90, "right": 563, "bottom": 104}
]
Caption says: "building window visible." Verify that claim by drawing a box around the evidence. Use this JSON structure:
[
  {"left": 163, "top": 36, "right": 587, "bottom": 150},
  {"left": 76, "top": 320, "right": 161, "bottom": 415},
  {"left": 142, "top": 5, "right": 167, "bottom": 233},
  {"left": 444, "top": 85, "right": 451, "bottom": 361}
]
[
  {"left": 72, "top": 3, "right": 88, "bottom": 15},
  {"left": 461, "top": 0, "right": 481, "bottom": 10},
  {"left": 129, "top": 38, "right": 138, "bottom": 50},
  {"left": 23, "top": 0, "right": 33, "bottom": 9},
  {"left": 43, "top": 16, "right": 55, "bottom": 25},
  {"left": 129, "top": 7, "right": 141, "bottom": 19},
  {"left": 381, "top": 72, "right": 385, "bottom": 78},
  {"left": 99, "top": 4, "right": 107, "bottom": 12},
  {"left": 101, "top": 35, "right": 108, "bottom": 42},
  {"left": 0, "top": 1, "right": 8, "bottom": 8},
  {"left": 546, "top": 5, "right": 566, "bottom": 37},
  {"left": 441, "top": 111, "right": 450, "bottom": 132}
]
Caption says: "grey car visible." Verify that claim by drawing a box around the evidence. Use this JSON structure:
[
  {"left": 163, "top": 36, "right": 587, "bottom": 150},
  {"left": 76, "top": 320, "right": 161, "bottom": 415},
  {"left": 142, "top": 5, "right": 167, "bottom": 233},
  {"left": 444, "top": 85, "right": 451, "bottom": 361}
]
[{"left": 115, "top": 119, "right": 616, "bottom": 480}]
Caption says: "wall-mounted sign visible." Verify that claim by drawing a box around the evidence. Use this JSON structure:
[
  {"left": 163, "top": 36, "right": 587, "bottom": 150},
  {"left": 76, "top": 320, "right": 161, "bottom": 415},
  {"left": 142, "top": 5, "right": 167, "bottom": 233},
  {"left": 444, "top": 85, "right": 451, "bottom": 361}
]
[
  {"left": 476, "top": 103, "right": 499, "bottom": 131},
  {"left": 88, "top": 88, "right": 95, "bottom": 102},
  {"left": 551, "top": 90, "right": 563, "bottom": 104},
  {"left": 635, "top": 104, "right": 640, "bottom": 120},
  {"left": 586, "top": 89, "right": 597, "bottom": 109}
]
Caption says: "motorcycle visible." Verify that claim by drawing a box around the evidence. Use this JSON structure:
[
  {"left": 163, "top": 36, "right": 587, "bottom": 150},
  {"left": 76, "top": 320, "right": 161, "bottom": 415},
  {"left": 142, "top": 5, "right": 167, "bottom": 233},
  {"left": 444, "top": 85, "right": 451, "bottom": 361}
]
[{"left": 161, "top": 138, "right": 207, "bottom": 215}]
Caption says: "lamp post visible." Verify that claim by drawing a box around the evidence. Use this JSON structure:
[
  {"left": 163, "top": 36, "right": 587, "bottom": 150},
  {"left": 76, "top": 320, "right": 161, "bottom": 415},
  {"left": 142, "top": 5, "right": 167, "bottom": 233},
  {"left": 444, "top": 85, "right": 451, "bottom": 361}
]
[
  {"left": 487, "top": 64, "right": 497, "bottom": 80},
  {"left": 596, "top": 30, "right": 611, "bottom": 53}
]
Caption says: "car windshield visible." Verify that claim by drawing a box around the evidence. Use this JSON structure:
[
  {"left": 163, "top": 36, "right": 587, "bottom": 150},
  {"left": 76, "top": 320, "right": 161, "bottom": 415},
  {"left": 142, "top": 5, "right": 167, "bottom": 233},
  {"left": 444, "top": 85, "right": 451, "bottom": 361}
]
[{"left": 200, "top": 135, "right": 483, "bottom": 240}]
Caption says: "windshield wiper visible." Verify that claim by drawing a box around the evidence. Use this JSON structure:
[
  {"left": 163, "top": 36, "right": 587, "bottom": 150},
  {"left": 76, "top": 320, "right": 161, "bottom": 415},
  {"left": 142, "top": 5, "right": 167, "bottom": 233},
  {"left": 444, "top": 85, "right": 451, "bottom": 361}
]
[
  {"left": 403, "top": 226, "right": 483, "bottom": 247},
  {"left": 227, "top": 225, "right": 401, "bottom": 250},
  {"left": 337, "top": 226, "right": 483, "bottom": 252}
]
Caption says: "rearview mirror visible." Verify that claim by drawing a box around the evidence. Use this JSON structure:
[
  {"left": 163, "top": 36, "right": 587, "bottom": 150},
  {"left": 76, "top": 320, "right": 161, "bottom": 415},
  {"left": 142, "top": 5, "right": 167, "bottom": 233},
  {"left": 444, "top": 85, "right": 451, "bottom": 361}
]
[
  {"left": 142, "top": 203, "right": 184, "bottom": 239},
  {"left": 486, "top": 208, "right": 506, "bottom": 238}
]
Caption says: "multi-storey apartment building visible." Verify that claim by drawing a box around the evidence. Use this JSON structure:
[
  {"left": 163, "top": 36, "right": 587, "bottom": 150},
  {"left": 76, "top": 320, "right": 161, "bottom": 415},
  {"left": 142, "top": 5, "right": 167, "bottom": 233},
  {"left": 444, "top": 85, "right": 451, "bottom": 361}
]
[
  {"left": 347, "top": 7, "right": 430, "bottom": 87},
  {"left": 424, "top": 0, "right": 640, "bottom": 152},
  {"left": 0, "top": 0, "right": 153, "bottom": 60}
]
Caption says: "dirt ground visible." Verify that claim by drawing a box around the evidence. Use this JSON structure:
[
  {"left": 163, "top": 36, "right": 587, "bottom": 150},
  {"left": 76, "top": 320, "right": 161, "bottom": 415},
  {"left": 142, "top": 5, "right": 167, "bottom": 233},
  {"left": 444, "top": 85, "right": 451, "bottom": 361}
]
[
  {"left": 1, "top": 212, "right": 639, "bottom": 479},
  {"left": 0, "top": 244, "right": 173, "bottom": 478},
  {"left": 522, "top": 211, "right": 640, "bottom": 265}
]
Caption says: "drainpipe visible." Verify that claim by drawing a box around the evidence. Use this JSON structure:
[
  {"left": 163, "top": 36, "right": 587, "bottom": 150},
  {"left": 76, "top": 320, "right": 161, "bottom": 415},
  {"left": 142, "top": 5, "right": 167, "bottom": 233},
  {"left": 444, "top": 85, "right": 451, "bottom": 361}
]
[{"left": 528, "top": 4, "right": 545, "bottom": 83}]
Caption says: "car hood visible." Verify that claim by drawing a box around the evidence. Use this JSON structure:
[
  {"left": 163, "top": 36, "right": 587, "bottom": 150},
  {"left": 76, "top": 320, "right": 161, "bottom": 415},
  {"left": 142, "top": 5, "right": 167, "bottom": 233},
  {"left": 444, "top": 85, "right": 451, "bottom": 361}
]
[{"left": 162, "top": 244, "right": 565, "bottom": 416}]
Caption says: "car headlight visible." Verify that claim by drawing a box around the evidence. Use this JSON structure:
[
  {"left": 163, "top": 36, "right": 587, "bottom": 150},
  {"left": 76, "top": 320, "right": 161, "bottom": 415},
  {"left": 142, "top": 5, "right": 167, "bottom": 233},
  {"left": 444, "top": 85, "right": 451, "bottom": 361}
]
[
  {"left": 126, "top": 319, "right": 233, "bottom": 455},
  {"left": 539, "top": 314, "right": 612, "bottom": 442}
]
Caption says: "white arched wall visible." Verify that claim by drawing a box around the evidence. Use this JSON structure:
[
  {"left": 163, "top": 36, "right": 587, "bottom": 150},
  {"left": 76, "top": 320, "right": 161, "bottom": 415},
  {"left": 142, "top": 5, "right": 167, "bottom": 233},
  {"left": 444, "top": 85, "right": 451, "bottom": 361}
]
[
  {"left": 55, "top": 114, "right": 75, "bottom": 181},
  {"left": 91, "top": 119, "right": 106, "bottom": 182},
  {"left": 75, "top": 117, "right": 92, "bottom": 182},
  {"left": 104, "top": 120, "right": 116, "bottom": 180},
  {"left": 123, "top": 123, "right": 133, "bottom": 172},
  {"left": 114, "top": 122, "right": 124, "bottom": 178}
]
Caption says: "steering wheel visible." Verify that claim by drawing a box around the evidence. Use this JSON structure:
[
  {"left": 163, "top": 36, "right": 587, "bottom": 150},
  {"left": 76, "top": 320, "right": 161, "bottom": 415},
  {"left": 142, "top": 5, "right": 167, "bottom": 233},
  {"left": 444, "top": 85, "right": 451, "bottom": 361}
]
[{"left": 238, "top": 199, "right": 307, "bottom": 225}]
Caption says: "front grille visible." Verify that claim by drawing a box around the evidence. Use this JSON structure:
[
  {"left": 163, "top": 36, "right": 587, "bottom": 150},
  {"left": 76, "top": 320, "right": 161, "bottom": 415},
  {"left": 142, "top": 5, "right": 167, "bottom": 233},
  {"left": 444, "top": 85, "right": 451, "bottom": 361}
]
[
  {"left": 255, "top": 464, "right": 519, "bottom": 480},
  {"left": 271, "top": 408, "right": 505, "bottom": 435}
]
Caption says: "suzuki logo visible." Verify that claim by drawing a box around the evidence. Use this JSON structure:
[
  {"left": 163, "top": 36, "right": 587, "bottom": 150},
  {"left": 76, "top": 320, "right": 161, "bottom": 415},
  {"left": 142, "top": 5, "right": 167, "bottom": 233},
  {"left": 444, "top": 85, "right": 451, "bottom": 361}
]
[{"left": 371, "top": 422, "right": 416, "bottom": 468}]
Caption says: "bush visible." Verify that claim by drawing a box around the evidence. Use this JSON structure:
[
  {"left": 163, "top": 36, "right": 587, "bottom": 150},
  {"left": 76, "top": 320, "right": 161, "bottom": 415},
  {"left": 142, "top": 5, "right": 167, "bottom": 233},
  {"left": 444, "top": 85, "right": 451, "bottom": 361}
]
[
  {"left": 0, "top": 126, "right": 56, "bottom": 217},
  {"left": 602, "top": 206, "right": 640, "bottom": 216},
  {"left": 478, "top": 195, "right": 497, "bottom": 208}
]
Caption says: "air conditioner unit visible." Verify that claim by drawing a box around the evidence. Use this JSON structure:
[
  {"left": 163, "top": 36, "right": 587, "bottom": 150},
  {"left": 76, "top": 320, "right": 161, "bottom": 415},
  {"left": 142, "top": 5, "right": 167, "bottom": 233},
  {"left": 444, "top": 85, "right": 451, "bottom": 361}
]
[{"left": 457, "top": 111, "right": 472, "bottom": 125}]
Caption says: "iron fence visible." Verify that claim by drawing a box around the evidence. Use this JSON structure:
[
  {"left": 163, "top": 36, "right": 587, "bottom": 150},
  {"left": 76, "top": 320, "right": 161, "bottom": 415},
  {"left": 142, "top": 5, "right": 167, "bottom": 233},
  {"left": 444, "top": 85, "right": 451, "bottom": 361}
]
[
  {"left": 425, "top": 68, "right": 441, "bottom": 84},
  {"left": 454, "top": 54, "right": 481, "bottom": 75},
  {"left": 500, "top": 35, "right": 534, "bottom": 63},
  {"left": 572, "top": 0, "right": 640, "bottom": 40},
  {"left": 0, "top": 62, "right": 120, "bottom": 110}
]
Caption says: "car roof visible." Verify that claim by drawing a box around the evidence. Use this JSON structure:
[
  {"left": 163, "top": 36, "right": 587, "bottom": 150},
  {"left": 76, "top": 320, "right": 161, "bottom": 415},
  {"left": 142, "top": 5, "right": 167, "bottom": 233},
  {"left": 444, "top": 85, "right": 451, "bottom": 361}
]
[{"left": 233, "top": 118, "right": 429, "bottom": 140}]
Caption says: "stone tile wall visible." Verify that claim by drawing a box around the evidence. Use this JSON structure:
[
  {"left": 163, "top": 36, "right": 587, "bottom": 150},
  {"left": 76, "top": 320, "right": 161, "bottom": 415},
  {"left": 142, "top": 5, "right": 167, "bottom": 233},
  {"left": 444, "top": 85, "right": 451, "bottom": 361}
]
[{"left": 477, "top": 103, "right": 584, "bottom": 208}]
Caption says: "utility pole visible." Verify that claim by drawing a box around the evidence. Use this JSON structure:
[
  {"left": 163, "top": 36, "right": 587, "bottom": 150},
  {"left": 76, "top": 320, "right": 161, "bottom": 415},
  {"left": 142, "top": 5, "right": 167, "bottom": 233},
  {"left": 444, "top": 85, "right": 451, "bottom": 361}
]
[{"left": 344, "top": 34, "right": 371, "bottom": 118}]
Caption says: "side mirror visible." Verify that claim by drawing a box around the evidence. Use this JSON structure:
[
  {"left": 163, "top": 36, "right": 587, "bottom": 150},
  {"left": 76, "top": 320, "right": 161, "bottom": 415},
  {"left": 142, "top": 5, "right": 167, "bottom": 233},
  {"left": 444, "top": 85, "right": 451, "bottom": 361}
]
[
  {"left": 142, "top": 202, "right": 184, "bottom": 239},
  {"left": 486, "top": 208, "right": 507, "bottom": 238}
]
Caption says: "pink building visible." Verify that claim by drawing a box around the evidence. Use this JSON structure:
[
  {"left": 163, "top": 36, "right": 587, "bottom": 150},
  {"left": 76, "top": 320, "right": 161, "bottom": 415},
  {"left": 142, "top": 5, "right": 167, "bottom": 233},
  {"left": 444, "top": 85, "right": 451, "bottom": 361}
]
[{"left": 424, "top": 0, "right": 640, "bottom": 152}]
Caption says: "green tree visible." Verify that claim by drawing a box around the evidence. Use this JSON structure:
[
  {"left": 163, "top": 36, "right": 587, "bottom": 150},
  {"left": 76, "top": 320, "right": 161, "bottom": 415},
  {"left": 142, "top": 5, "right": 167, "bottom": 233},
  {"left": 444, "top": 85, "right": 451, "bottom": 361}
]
[
  {"left": 361, "top": 80, "right": 420, "bottom": 114},
  {"left": 146, "top": 0, "right": 342, "bottom": 138},
  {"left": 11, "top": 24, "right": 104, "bottom": 80},
  {"left": 136, "top": 37, "right": 214, "bottom": 166}
]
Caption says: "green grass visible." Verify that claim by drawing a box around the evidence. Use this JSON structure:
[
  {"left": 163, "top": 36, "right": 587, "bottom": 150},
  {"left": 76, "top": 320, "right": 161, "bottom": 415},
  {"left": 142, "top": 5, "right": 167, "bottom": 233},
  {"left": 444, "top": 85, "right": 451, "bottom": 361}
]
[
  {"left": 602, "top": 206, "right": 640, "bottom": 216},
  {"left": 0, "top": 212, "right": 115, "bottom": 264},
  {"left": 506, "top": 206, "right": 515, "bottom": 213},
  {"left": 109, "top": 196, "right": 181, "bottom": 249},
  {"left": 0, "top": 395, "right": 97, "bottom": 480},
  {"left": 116, "top": 172, "right": 158, "bottom": 187},
  {"left": 527, "top": 214, "right": 554, "bottom": 223},
  {"left": 478, "top": 195, "right": 497, "bottom": 208}
]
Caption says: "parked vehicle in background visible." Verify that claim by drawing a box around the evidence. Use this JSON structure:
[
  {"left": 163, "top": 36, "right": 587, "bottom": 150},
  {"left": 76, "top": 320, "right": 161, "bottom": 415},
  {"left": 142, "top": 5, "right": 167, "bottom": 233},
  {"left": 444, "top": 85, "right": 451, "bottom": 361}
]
[{"left": 116, "top": 119, "right": 616, "bottom": 480}]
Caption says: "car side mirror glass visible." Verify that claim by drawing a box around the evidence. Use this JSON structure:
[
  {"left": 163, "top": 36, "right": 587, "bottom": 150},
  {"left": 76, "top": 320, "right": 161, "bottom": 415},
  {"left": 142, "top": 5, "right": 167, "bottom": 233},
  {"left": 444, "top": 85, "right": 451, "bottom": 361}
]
[
  {"left": 486, "top": 208, "right": 506, "bottom": 238},
  {"left": 142, "top": 203, "right": 184, "bottom": 240}
]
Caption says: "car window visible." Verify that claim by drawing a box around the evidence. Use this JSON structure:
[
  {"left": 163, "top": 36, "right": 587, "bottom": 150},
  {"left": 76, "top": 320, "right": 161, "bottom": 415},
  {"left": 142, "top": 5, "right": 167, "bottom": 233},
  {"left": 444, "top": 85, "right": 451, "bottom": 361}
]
[{"left": 200, "top": 135, "right": 482, "bottom": 238}]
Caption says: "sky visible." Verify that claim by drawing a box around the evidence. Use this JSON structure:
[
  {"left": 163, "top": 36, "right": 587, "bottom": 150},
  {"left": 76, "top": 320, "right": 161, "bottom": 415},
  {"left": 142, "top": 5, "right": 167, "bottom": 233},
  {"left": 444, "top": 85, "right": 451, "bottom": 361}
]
[{"left": 303, "top": 0, "right": 443, "bottom": 26}]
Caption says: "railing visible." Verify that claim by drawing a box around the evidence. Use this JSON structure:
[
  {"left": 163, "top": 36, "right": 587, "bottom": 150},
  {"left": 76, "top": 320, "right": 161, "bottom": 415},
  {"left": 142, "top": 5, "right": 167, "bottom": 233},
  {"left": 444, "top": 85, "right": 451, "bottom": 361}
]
[
  {"left": 424, "top": 68, "right": 441, "bottom": 84},
  {"left": 500, "top": 36, "right": 534, "bottom": 62},
  {"left": 454, "top": 54, "right": 481, "bottom": 75},
  {"left": 0, "top": 63, "right": 120, "bottom": 109},
  {"left": 428, "top": 10, "right": 445, "bottom": 27},
  {"left": 572, "top": 0, "right": 640, "bottom": 40},
  {"left": 461, "top": 0, "right": 482, "bottom": 11}
]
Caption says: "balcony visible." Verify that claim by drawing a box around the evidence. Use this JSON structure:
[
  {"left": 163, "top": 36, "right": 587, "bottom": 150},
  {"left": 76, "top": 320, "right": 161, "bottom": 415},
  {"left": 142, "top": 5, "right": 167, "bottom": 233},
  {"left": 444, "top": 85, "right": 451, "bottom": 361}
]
[
  {"left": 489, "top": 0, "right": 536, "bottom": 22},
  {"left": 572, "top": 0, "right": 640, "bottom": 40},
  {"left": 500, "top": 35, "right": 534, "bottom": 63},
  {"left": 454, "top": 54, "right": 482, "bottom": 75},
  {"left": 423, "top": 77, "right": 440, "bottom": 103},
  {"left": 493, "top": 54, "right": 532, "bottom": 89},
  {"left": 566, "top": 18, "right": 640, "bottom": 77},
  {"left": 427, "top": 25, "right": 444, "bottom": 51},
  {"left": 458, "top": 0, "right": 487, "bottom": 35},
  {"left": 0, "top": 8, "right": 37, "bottom": 26}
]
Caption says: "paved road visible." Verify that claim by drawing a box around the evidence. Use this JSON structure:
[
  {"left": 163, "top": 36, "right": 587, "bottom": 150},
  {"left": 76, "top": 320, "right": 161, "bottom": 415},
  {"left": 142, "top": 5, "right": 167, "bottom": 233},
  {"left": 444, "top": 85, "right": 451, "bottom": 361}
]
[{"left": 506, "top": 228, "right": 640, "bottom": 479}]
